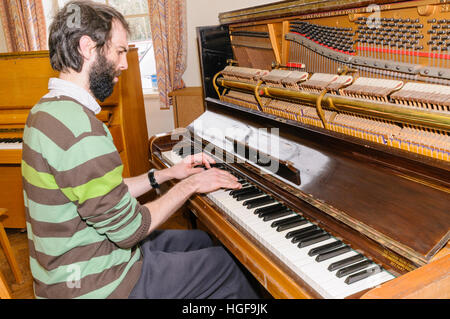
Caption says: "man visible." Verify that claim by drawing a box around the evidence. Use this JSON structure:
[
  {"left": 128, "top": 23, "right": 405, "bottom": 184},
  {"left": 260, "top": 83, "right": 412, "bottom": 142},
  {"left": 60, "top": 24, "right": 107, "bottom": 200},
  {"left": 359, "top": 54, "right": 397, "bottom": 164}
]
[{"left": 21, "top": 0, "right": 258, "bottom": 299}]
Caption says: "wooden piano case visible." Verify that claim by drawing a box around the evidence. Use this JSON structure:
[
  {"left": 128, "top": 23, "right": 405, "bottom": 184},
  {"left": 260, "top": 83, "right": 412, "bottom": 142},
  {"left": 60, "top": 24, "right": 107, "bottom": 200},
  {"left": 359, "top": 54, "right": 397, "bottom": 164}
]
[{"left": 0, "top": 49, "right": 150, "bottom": 228}]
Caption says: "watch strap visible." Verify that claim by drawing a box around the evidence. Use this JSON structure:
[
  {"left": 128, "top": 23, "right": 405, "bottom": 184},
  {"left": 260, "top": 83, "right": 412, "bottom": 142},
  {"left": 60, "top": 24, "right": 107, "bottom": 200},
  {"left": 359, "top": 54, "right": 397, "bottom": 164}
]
[{"left": 148, "top": 169, "right": 160, "bottom": 189}]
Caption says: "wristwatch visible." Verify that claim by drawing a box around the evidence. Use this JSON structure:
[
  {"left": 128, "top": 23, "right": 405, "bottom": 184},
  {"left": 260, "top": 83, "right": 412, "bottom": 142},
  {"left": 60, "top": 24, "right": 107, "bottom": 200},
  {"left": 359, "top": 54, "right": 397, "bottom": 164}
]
[{"left": 147, "top": 168, "right": 160, "bottom": 189}]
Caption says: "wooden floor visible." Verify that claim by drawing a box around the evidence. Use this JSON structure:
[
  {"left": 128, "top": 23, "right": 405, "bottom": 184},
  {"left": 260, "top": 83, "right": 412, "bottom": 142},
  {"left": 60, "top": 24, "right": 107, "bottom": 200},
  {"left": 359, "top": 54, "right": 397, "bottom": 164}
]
[{"left": 0, "top": 228, "right": 34, "bottom": 299}]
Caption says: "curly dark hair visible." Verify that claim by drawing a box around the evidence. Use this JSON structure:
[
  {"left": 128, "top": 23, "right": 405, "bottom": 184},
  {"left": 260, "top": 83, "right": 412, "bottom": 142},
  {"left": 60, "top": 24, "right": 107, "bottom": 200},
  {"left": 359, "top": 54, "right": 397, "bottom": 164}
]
[{"left": 48, "top": 0, "right": 130, "bottom": 72}]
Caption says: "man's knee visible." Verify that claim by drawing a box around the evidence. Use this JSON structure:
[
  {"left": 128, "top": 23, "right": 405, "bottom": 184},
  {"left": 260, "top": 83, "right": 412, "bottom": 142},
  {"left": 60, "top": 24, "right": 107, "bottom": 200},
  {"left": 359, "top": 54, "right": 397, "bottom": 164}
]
[
  {"left": 169, "top": 229, "right": 213, "bottom": 251},
  {"left": 207, "top": 246, "right": 242, "bottom": 275},
  {"left": 191, "top": 229, "right": 213, "bottom": 248}
]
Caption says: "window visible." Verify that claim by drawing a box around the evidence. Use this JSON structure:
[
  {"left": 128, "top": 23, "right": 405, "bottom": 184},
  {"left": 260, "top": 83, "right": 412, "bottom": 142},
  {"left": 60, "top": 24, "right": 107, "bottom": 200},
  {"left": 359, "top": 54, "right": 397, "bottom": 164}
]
[{"left": 45, "top": 0, "right": 157, "bottom": 90}]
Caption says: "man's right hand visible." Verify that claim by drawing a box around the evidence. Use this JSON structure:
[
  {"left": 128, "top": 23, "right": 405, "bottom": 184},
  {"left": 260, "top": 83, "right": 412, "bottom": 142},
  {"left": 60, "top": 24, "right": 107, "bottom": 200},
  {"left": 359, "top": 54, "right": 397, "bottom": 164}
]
[
  {"left": 183, "top": 167, "right": 242, "bottom": 194},
  {"left": 144, "top": 167, "right": 242, "bottom": 235}
]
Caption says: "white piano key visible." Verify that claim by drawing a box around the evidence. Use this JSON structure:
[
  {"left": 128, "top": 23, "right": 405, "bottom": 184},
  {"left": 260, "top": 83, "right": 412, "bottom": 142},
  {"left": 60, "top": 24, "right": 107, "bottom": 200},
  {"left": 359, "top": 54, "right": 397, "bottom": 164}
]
[
  {"left": 0, "top": 142, "right": 22, "bottom": 149},
  {"left": 333, "top": 270, "right": 395, "bottom": 299}
]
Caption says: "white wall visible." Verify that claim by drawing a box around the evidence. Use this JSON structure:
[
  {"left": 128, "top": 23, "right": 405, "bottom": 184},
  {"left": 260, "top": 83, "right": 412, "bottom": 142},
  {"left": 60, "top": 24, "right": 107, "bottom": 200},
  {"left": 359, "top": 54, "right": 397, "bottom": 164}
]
[{"left": 144, "top": 93, "right": 173, "bottom": 137}]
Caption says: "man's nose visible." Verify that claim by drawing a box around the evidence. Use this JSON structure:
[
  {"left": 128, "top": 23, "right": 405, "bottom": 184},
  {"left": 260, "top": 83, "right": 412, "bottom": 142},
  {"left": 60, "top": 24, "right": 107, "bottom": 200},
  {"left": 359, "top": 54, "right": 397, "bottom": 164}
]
[{"left": 119, "top": 55, "right": 128, "bottom": 71}]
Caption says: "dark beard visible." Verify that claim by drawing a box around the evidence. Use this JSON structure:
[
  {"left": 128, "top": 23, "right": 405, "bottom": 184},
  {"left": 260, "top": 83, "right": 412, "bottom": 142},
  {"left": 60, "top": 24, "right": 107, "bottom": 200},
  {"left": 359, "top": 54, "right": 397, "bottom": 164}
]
[{"left": 89, "top": 53, "right": 118, "bottom": 102}]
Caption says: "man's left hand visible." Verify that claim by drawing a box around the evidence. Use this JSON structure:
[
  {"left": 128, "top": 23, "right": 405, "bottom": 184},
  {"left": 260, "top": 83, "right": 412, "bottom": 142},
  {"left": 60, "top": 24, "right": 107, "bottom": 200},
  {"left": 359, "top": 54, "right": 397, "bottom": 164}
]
[{"left": 169, "top": 152, "right": 216, "bottom": 180}]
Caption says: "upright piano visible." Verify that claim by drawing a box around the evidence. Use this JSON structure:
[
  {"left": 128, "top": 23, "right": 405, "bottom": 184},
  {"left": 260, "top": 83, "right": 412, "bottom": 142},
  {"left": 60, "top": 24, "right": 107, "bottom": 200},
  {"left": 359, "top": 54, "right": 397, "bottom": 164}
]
[
  {"left": 0, "top": 48, "right": 150, "bottom": 228},
  {"left": 149, "top": 0, "right": 449, "bottom": 298}
]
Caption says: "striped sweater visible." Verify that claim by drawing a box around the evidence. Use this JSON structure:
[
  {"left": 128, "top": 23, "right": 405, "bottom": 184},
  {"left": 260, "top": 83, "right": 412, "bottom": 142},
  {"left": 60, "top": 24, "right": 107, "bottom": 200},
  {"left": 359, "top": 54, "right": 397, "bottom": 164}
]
[{"left": 21, "top": 96, "right": 151, "bottom": 298}]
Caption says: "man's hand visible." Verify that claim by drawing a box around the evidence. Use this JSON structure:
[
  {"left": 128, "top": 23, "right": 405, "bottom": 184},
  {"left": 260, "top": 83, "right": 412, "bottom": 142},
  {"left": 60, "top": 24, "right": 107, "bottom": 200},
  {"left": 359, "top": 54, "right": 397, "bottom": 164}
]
[
  {"left": 144, "top": 166, "right": 242, "bottom": 235},
  {"left": 168, "top": 152, "right": 216, "bottom": 180},
  {"left": 183, "top": 167, "right": 242, "bottom": 194},
  {"left": 145, "top": 153, "right": 242, "bottom": 234}
]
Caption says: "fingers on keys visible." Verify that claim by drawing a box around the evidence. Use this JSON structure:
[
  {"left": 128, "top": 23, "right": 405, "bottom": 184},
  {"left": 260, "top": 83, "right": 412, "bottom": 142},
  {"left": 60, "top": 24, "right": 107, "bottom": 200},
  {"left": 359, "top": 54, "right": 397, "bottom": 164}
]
[{"left": 189, "top": 152, "right": 216, "bottom": 169}]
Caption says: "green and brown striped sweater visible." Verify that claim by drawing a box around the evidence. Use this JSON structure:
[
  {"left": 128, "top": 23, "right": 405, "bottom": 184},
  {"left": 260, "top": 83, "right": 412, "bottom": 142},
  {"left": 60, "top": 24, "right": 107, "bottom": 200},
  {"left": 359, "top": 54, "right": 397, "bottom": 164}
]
[{"left": 21, "top": 96, "right": 151, "bottom": 298}]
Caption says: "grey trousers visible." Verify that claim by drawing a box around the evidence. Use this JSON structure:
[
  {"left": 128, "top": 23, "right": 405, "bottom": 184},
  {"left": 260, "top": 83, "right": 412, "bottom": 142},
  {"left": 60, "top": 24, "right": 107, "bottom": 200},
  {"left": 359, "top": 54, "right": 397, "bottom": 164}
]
[{"left": 128, "top": 229, "right": 259, "bottom": 299}]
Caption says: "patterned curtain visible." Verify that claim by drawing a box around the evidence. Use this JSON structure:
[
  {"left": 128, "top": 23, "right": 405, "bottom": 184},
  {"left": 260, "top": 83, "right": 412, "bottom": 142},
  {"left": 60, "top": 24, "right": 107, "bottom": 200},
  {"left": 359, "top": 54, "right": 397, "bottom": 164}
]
[
  {"left": 0, "top": 0, "right": 47, "bottom": 52},
  {"left": 148, "top": 0, "right": 187, "bottom": 109}
]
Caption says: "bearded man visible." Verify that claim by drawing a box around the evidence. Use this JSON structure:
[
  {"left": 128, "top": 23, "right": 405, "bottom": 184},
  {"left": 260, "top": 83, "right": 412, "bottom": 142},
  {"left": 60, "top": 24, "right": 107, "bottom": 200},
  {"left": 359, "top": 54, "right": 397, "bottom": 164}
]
[{"left": 21, "top": 0, "right": 258, "bottom": 299}]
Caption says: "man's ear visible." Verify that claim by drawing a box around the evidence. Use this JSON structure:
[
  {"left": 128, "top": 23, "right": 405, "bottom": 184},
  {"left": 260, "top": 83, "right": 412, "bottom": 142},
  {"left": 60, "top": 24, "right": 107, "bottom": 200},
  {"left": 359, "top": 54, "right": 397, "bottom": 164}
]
[{"left": 78, "top": 35, "right": 97, "bottom": 63}]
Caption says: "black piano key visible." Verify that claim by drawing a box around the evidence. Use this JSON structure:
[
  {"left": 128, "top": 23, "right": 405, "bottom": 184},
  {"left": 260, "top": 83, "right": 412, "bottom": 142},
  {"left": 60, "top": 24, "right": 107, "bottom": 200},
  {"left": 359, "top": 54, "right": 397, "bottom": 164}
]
[
  {"left": 286, "top": 225, "right": 318, "bottom": 239},
  {"left": 195, "top": 162, "right": 224, "bottom": 168},
  {"left": 243, "top": 196, "right": 275, "bottom": 208},
  {"left": 277, "top": 219, "right": 308, "bottom": 232},
  {"left": 232, "top": 186, "right": 259, "bottom": 197},
  {"left": 345, "top": 266, "right": 382, "bottom": 285},
  {"left": 177, "top": 145, "right": 194, "bottom": 157},
  {"left": 328, "top": 254, "right": 365, "bottom": 272},
  {"left": 297, "top": 232, "right": 330, "bottom": 248},
  {"left": 236, "top": 190, "right": 263, "bottom": 201},
  {"left": 230, "top": 186, "right": 255, "bottom": 196},
  {"left": 231, "top": 188, "right": 257, "bottom": 198},
  {"left": 292, "top": 229, "right": 324, "bottom": 243},
  {"left": 254, "top": 203, "right": 284, "bottom": 215},
  {"left": 336, "top": 260, "right": 373, "bottom": 278},
  {"left": 258, "top": 206, "right": 289, "bottom": 218},
  {"left": 194, "top": 163, "right": 225, "bottom": 170},
  {"left": 308, "top": 240, "right": 344, "bottom": 256},
  {"left": 262, "top": 210, "right": 292, "bottom": 221},
  {"left": 1, "top": 137, "right": 22, "bottom": 143},
  {"left": 271, "top": 215, "right": 305, "bottom": 228},
  {"left": 315, "top": 245, "right": 351, "bottom": 262}
]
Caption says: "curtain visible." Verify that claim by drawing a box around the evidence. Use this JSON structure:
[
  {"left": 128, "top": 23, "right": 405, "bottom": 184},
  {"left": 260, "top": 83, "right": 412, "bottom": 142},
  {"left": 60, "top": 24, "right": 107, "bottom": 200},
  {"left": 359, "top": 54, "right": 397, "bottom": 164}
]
[
  {"left": 0, "top": 0, "right": 47, "bottom": 52},
  {"left": 148, "top": 0, "right": 187, "bottom": 109}
]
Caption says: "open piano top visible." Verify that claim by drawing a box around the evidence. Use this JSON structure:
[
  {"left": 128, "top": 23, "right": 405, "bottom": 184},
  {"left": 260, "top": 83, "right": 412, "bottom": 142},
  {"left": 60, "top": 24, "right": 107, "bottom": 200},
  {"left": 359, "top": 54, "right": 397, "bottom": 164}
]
[{"left": 150, "top": 0, "right": 449, "bottom": 298}]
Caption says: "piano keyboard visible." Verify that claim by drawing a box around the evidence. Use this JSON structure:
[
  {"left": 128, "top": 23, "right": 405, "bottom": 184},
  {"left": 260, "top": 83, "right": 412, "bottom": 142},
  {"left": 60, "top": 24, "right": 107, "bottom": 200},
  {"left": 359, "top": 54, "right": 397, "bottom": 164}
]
[
  {"left": 161, "top": 149, "right": 395, "bottom": 299},
  {"left": 0, "top": 138, "right": 23, "bottom": 150}
]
